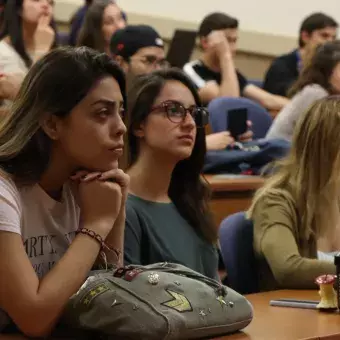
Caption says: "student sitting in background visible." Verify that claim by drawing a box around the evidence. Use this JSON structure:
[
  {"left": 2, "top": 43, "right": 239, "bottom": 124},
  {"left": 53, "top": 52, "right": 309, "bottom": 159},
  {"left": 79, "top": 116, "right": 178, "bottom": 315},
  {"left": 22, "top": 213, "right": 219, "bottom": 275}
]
[
  {"left": 77, "top": 0, "right": 125, "bottom": 55},
  {"left": 248, "top": 97, "right": 340, "bottom": 291},
  {"left": 263, "top": 13, "right": 338, "bottom": 97},
  {"left": 266, "top": 41, "right": 340, "bottom": 141},
  {"left": 123, "top": 68, "right": 219, "bottom": 279},
  {"left": 0, "top": 0, "right": 56, "bottom": 102},
  {"left": 111, "top": 24, "right": 252, "bottom": 151},
  {"left": 183, "top": 12, "right": 289, "bottom": 110}
]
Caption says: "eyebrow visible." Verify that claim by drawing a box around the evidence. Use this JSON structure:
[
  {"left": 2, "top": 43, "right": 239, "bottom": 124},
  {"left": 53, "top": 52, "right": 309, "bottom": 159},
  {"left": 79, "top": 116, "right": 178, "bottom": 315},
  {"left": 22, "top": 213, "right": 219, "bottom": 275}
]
[{"left": 91, "top": 99, "right": 123, "bottom": 107}]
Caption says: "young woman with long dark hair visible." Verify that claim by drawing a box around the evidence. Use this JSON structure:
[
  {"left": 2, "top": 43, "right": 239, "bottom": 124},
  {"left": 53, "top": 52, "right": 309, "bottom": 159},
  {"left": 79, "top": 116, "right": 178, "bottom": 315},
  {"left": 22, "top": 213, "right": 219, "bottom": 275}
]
[
  {"left": 77, "top": 0, "right": 125, "bottom": 55},
  {"left": 124, "top": 68, "right": 218, "bottom": 279},
  {"left": 0, "top": 46, "right": 128, "bottom": 337}
]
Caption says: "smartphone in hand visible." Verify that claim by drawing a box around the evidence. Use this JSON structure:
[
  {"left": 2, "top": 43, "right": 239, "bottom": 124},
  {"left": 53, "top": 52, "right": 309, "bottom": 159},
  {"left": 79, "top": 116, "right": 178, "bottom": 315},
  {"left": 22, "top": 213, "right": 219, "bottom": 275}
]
[{"left": 227, "top": 108, "right": 248, "bottom": 139}]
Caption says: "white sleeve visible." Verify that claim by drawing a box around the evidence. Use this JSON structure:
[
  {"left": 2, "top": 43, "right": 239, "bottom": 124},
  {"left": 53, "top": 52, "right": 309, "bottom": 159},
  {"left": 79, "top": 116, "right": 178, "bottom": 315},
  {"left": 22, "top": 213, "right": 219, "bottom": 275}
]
[
  {"left": 0, "top": 43, "right": 27, "bottom": 75},
  {"left": 0, "top": 176, "right": 21, "bottom": 235},
  {"left": 183, "top": 63, "right": 207, "bottom": 89}
]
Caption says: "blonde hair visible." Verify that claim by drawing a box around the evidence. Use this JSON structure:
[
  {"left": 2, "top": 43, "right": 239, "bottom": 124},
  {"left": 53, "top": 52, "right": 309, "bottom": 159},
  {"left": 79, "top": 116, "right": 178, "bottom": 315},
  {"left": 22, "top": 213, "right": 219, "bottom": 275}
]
[{"left": 248, "top": 96, "right": 340, "bottom": 241}]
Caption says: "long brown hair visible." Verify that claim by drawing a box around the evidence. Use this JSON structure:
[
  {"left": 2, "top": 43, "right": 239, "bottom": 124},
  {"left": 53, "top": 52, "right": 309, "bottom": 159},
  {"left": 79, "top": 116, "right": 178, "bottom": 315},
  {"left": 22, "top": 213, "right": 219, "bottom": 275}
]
[
  {"left": 77, "top": 0, "right": 115, "bottom": 52},
  {"left": 248, "top": 96, "right": 340, "bottom": 241},
  {"left": 125, "top": 69, "right": 217, "bottom": 243},
  {"left": 289, "top": 40, "right": 340, "bottom": 97}
]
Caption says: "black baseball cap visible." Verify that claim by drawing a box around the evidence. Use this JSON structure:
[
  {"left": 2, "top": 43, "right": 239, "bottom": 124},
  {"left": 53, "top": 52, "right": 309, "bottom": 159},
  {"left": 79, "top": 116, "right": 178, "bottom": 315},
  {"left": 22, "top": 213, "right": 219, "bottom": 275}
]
[{"left": 110, "top": 25, "right": 164, "bottom": 60}]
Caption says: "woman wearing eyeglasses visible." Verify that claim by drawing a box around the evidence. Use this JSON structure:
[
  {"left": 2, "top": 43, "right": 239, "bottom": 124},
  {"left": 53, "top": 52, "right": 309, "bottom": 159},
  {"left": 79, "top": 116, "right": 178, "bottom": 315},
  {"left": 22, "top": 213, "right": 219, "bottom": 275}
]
[{"left": 123, "top": 68, "right": 218, "bottom": 279}]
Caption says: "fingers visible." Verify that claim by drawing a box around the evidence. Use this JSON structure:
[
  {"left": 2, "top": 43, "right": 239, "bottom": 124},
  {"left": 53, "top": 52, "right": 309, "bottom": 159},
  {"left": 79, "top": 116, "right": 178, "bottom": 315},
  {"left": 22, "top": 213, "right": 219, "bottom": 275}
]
[
  {"left": 246, "top": 120, "right": 253, "bottom": 128},
  {"left": 238, "top": 130, "right": 253, "bottom": 142},
  {"left": 70, "top": 170, "right": 89, "bottom": 181},
  {"left": 38, "top": 13, "right": 51, "bottom": 28},
  {"left": 82, "top": 172, "right": 102, "bottom": 182},
  {"left": 70, "top": 169, "right": 129, "bottom": 188},
  {"left": 99, "top": 169, "right": 129, "bottom": 188}
]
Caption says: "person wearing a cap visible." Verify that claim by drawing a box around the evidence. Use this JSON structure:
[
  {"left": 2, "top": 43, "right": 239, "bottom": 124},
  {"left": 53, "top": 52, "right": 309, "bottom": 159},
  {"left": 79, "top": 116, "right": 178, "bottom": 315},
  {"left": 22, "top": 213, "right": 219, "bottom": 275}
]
[{"left": 110, "top": 25, "right": 170, "bottom": 81}]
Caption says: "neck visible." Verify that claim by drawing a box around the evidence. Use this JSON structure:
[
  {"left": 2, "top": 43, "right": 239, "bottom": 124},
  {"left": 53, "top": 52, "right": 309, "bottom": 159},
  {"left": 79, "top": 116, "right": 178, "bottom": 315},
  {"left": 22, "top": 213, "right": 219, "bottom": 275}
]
[
  {"left": 22, "top": 21, "right": 37, "bottom": 52},
  {"left": 127, "top": 150, "right": 177, "bottom": 203},
  {"left": 39, "top": 150, "right": 74, "bottom": 198},
  {"left": 201, "top": 52, "right": 220, "bottom": 73}
]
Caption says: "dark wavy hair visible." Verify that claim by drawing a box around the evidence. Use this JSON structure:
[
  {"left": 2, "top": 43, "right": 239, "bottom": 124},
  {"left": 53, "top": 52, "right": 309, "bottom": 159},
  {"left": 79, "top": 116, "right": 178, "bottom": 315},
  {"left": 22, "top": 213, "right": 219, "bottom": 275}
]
[
  {"left": 0, "top": 46, "right": 126, "bottom": 185},
  {"left": 289, "top": 40, "right": 340, "bottom": 97},
  {"left": 0, "top": 0, "right": 58, "bottom": 68},
  {"left": 125, "top": 68, "right": 217, "bottom": 243}
]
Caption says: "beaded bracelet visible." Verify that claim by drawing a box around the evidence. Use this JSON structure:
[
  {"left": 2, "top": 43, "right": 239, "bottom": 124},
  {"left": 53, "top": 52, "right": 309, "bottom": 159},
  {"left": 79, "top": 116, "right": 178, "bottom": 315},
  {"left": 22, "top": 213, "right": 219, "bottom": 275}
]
[{"left": 77, "top": 227, "right": 122, "bottom": 265}]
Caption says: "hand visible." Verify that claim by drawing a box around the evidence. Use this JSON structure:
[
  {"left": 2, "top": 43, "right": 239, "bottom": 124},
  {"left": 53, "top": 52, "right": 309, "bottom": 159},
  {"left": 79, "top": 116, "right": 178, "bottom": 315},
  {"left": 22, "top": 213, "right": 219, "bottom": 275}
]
[
  {"left": 206, "top": 131, "right": 234, "bottom": 151},
  {"left": 34, "top": 13, "right": 55, "bottom": 55},
  {"left": 207, "top": 31, "right": 231, "bottom": 60},
  {"left": 237, "top": 121, "right": 253, "bottom": 142},
  {"left": 0, "top": 73, "right": 23, "bottom": 100},
  {"left": 100, "top": 169, "right": 130, "bottom": 229},
  {"left": 71, "top": 171, "right": 125, "bottom": 238}
]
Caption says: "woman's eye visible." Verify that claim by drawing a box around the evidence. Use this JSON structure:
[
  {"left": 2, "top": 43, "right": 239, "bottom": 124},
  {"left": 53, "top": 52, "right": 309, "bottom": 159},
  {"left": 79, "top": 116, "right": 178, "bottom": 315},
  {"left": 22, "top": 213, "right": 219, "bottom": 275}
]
[
  {"left": 119, "top": 107, "right": 125, "bottom": 118},
  {"left": 97, "top": 108, "right": 109, "bottom": 118}
]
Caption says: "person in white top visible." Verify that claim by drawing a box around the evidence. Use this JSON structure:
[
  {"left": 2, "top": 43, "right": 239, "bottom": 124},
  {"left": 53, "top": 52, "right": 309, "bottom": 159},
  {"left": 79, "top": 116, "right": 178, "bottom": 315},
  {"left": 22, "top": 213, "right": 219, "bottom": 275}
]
[
  {"left": 0, "top": 0, "right": 56, "bottom": 103},
  {"left": 266, "top": 41, "right": 340, "bottom": 141},
  {"left": 0, "top": 47, "right": 129, "bottom": 337}
]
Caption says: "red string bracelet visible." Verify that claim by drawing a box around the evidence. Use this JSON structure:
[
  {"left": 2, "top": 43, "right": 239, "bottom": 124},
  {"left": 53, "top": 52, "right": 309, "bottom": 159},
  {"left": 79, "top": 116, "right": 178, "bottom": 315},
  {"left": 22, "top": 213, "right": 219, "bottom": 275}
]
[{"left": 77, "top": 227, "right": 121, "bottom": 264}]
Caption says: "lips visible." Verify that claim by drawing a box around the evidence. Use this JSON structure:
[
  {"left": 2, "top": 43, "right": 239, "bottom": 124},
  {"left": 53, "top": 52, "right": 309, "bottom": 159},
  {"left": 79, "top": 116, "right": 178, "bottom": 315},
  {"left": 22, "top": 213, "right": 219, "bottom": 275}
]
[
  {"left": 110, "top": 144, "right": 124, "bottom": 156},
  {"left": 178, "top": 135, "right": 194, "bottom": 142}
]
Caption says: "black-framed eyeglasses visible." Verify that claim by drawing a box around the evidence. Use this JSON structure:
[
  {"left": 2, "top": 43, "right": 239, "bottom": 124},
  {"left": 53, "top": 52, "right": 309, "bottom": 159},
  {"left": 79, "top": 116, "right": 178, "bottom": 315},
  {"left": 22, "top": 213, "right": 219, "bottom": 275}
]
[
  {"left": 150, "top": 101, "right": 209, "bottom": 128},
  {"left": 130, "top": 55, "right": 170, "bottom": 69}
]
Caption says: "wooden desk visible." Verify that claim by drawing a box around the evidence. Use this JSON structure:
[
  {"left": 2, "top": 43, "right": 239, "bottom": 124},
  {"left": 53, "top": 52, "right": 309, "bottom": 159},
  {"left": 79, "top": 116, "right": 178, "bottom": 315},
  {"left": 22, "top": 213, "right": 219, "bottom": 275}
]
[
  {"left": 205, "top": 175, "right": 264, "bottom": 226},
  {"left": 216, "top": 290, "right": 340, "bottom": 340}
]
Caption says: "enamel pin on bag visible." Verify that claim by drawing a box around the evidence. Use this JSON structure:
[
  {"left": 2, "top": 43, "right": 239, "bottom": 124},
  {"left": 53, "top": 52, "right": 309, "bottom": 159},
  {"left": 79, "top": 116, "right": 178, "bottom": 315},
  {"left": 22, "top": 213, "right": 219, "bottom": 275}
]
[{"left": 62, "top": 262, "right": 253, "bottom": 339}]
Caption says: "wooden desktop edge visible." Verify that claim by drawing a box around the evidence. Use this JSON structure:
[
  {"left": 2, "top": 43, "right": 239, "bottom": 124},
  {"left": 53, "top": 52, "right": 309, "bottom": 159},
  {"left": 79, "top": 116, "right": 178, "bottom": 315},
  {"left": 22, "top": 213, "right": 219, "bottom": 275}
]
[{"left": 204, "top": 175, "right": 265, "bottom": 192}]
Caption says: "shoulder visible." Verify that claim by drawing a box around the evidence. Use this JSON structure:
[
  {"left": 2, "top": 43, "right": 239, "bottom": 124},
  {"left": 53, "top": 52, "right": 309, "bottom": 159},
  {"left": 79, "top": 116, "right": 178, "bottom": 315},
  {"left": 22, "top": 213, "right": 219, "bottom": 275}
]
[
  {"left": 251, "top": 188, "right": 297, "bottom": 231},
  {"left": 0, "top": 40, "right": 21, "bottom": 60},
  {"left": 183, "top": 60, "right": 208, "bottom": 88},
  {"left": 183, "top": 59, "right": 205, "bottom": 73},
  {"left": 0, "top": 173, "right": 21, "bottom": 206},
  {"left": 271, "top": 50, "right": 298, "bottom": 67},
  {"left": 126, "top": 195, "right": 143, "bottom": 224},
  {"left": 0, "top": 173, "right": 22, "bottom": 234},
  {"left": 298, "top": 84, "right": 328, "bottom": 98}
]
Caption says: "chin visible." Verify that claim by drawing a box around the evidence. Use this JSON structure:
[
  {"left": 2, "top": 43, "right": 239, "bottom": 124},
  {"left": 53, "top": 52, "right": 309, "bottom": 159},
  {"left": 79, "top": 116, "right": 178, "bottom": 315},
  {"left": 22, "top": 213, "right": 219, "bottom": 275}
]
[
  {"left": 81, "top": 160, "right": 120, "bottom": 172},
  {"left": 172, "top": 149, "right": 193, "bottom": 161}
]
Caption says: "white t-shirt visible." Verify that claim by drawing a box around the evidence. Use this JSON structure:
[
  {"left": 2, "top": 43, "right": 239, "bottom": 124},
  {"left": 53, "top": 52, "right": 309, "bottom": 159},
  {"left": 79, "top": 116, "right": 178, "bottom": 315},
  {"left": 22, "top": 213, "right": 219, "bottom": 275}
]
[
  {"left": 0, "top": 176, "right": 80, "bottom": 278},
  {"left": 0, "top": 40, "right": 28, "bottom": 75}
]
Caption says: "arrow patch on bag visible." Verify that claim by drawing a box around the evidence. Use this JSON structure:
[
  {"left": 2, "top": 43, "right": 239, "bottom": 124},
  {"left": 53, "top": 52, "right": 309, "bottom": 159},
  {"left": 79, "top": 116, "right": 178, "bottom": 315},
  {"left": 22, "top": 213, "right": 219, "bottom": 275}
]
[
  {"left": 161, "top": 290, "right": 193, "bottom": 313},
  {"left": 81, "top": 283, "right": 109, "bottom": 306}
]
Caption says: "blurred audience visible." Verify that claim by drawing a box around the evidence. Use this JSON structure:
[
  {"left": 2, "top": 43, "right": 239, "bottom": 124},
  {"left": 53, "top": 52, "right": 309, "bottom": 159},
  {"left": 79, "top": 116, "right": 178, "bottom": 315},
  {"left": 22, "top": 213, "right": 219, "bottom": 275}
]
[
  {"left": 263, "top": 13, "right": 338, "bottom": 96},
  {"left": 77, "top": 0, "right": 126, "bottom": 54},
  {"left": 110, "top": 24, "right": 253, "bottom": 150},
  {"left": 0, "top": 0, "right": 56, "bottom": 103},
  {"left": 266, "top": 41, "right": 340, "bottom": 141},
  {"left": 184, "top": 12, "right": 289, "bottom": 110}
]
